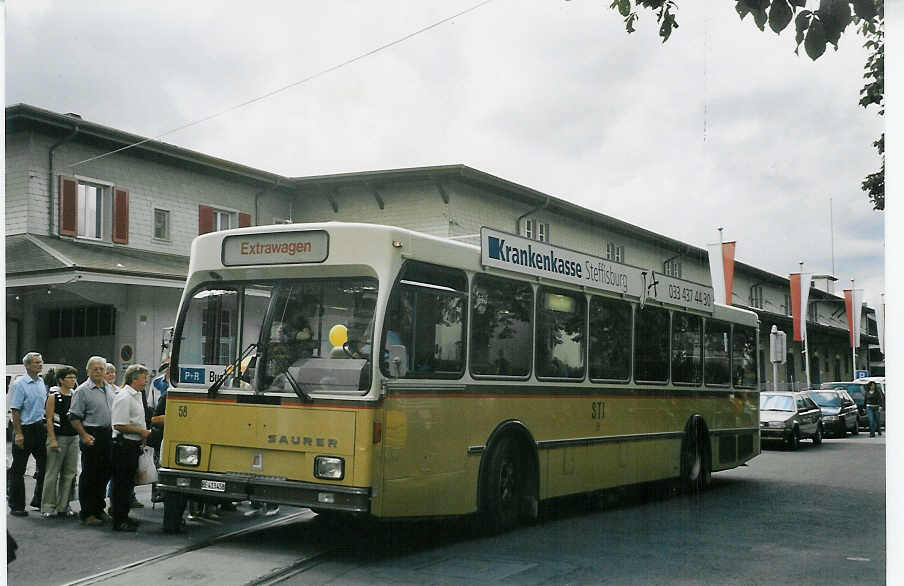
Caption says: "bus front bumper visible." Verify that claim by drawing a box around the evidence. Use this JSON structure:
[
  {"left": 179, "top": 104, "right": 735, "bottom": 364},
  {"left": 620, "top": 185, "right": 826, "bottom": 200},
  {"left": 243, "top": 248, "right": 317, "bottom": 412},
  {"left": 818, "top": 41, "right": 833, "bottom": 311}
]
[{"left": 157, "top": 468, "right": 371, "bottom": 513}]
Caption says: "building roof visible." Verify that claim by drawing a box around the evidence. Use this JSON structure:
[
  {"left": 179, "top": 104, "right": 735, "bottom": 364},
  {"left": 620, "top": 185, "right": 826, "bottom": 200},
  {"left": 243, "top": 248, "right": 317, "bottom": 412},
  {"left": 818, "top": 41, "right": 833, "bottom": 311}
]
[
  {"left": 6, "top": 234, "right": 188, "bottom": 281},
  {"left": 6, "top": 103, "right": 292, "bottom": 190}
]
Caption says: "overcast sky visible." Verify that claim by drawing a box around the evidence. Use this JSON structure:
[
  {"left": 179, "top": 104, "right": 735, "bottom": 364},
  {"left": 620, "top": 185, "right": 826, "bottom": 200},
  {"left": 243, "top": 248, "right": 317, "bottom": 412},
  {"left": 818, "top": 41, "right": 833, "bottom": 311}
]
[{"left": 5, "top": 0, "right": 885, "bottom": 312}]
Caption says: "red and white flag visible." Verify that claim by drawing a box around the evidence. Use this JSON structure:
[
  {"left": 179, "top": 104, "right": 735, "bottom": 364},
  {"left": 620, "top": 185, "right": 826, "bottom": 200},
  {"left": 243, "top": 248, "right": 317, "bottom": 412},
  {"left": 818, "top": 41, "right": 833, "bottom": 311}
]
[
  {"left": 707, "top": 241, "right": 736, "bottom": 305},
  {"left": 789, "top": 273, "right": 812, "bottom": 342},
  {"left": 843, "top": 289, "right": 864, "bottom": 348}
]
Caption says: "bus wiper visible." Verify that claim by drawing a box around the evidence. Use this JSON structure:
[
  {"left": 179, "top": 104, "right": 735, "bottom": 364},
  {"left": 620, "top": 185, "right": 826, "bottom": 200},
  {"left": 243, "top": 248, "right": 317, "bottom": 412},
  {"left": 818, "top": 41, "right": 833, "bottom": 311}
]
[
  {"left": 281, "top": 366, "right": 313, "bottom": 404},
  {"left": 208, "top": 342, "right": 258, "bottom": 398}
]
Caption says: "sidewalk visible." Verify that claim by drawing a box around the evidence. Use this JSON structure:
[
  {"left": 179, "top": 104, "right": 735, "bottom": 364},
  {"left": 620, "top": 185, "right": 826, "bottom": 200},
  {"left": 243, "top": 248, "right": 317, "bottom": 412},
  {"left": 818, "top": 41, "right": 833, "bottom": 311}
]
[{"left": 5, "top": 439, "right": 298, "bottom": 585}]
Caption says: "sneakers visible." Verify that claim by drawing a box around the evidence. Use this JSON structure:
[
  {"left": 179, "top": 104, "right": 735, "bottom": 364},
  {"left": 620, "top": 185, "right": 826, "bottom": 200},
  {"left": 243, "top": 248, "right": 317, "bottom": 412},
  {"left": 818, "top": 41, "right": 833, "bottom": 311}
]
[
  {"left": 9, "top": 509, "right": 27, "bottom": 517},
  {"left": 264, "top": 504, "right": 280, "bottom": 516},
  {"left": 81, "top": 515, "right": 103, "bottom": 526},
  {"left": 42, "top": 512, "right": 56, "bottom": 519},
  {"left": 60, "top": 510, "right": 78, "bottom": 519}
]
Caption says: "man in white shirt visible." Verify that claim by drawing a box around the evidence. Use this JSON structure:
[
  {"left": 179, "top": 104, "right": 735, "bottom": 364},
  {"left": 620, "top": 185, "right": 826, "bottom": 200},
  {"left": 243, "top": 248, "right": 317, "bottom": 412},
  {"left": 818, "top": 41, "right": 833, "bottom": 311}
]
[{"left": 109, "top": 364, "right": 151, "bottom": 532}]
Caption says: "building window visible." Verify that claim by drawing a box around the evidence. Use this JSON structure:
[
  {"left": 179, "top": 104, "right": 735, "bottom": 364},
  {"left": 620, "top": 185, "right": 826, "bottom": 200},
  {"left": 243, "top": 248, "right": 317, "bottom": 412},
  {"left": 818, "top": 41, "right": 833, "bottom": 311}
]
[
  {"left": 749, "top": 284, "right": 764, "bottom": 309},
  {"left": 807, "top": 301, "right": 817, "bottom": 323},
  {"left": 524, "top": 219, "right": 550, "bottom": 242},
  {"left": 59, "top": 176, "right": 129, "bottom": 243},
  {"left": 154, "top": 209, "right": 170, "bottom": 240},
  {"left": 784, "top": 293, "right": 792, "bottom": 316},
  {"left": 606, "top": 242, "right": 625, "bottom": 263},
  {"left": 213, "top": 209, "right": 232, "bottom": 232},
  {"left": 663, "top": 258, "right": 682, "bottom": 278},
  {"left": 199, "top": 205, "right": 250, "bottom": 235},
  {"left": 77, "top": 181, "right": 107, "bottom": 239},
  {"left": 48, "top": 306, "right": 116, "bottom": 338}
]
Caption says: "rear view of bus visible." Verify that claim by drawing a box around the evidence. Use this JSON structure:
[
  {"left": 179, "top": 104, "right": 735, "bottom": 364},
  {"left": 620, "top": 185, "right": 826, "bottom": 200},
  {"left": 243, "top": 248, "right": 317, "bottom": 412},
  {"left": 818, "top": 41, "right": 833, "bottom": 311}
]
[{"left": 157, "top": 224, "right": 392, "bottom": 532}]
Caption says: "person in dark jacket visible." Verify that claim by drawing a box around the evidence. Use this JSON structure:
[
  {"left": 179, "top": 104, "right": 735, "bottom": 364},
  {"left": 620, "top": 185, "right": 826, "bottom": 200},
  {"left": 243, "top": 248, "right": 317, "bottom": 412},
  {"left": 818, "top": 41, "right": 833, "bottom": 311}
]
[{"left": 864, "top": 382, "right": 884, "bottom": 437}]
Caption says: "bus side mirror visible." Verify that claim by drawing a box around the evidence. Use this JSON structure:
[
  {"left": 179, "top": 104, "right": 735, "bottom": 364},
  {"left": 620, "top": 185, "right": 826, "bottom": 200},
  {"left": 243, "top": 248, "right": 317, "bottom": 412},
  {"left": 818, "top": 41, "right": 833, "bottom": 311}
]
[{"left": 388, "top": 345, "right": 408, "bottom": 378}]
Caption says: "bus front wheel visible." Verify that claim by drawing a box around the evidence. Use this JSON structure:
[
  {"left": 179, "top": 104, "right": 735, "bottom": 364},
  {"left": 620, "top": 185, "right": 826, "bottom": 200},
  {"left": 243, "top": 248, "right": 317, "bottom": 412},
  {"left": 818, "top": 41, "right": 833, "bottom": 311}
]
[
  {"left": 681, "top": 417, "right": 711, "bottom": 493},
  {"left": 163, "top": 492, "right": 187, "bottom": 534},
  {"left": 482, "top": 435, "right": 523, "bottom": 534}
]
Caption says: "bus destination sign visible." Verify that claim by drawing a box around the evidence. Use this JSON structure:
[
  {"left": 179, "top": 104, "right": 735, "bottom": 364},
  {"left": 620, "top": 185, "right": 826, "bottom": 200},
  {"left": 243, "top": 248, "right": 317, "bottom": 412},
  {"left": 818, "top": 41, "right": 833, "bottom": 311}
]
[
  {"left": 222, "top": 230, "right": 328, "bottom": 266},
  {"left": 480, "top": 227, "right": 713, "bottom": 313}
]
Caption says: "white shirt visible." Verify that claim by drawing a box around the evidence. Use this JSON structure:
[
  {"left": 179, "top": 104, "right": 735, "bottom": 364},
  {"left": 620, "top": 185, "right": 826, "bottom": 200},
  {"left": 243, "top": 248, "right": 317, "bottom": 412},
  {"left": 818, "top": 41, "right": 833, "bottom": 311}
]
[{"left": 111, "top": 384, "right": 147, "bottom": 441}]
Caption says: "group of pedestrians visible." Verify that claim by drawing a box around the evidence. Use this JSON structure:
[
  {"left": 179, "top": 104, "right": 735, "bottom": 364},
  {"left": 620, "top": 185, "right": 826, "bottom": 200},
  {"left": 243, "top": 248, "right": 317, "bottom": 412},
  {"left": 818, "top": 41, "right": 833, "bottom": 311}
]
[{"left": 8, "top": 352, "right": 170, "bottom": 532}]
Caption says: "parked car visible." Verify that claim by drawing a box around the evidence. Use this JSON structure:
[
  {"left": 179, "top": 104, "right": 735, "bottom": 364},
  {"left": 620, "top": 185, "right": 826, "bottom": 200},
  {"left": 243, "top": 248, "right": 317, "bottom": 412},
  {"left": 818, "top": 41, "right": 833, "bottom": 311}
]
[
  {"left": 819, "top": 380, "right": 885, "bottom": 430},
  {"left": 759, "top": 391, "right": 823, "bottom": 449},
  {"left": 807, "top": 389, "right": 860, "bottom": 437}
]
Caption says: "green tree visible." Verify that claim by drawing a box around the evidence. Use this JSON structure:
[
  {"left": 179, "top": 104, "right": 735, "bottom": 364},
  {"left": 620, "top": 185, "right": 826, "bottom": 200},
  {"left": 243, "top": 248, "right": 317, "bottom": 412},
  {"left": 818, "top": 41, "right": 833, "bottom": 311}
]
[{"left": 608, "top": 0, "right": 884, "bottom": 209}]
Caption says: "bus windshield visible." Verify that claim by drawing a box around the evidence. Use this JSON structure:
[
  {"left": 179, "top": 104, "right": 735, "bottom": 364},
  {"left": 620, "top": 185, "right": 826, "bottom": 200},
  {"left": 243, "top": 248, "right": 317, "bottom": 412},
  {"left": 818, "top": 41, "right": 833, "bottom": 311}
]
[{"left": 175, "top": 277, "right": 377, "bottom": 395}]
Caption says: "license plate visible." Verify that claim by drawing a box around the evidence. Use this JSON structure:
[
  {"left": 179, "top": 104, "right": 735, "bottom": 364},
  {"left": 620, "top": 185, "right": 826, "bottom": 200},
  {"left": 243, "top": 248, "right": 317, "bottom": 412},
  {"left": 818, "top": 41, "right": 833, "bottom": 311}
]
[{"left": 200, "top": 480, "right": 226, "bottom": 492}]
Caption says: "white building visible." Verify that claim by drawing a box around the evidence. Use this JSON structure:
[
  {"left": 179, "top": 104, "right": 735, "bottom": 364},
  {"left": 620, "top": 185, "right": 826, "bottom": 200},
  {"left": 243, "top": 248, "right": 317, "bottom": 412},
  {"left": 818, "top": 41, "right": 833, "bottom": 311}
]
[{"left": 6, "top": 104, "right": 880, "bottom": 384}]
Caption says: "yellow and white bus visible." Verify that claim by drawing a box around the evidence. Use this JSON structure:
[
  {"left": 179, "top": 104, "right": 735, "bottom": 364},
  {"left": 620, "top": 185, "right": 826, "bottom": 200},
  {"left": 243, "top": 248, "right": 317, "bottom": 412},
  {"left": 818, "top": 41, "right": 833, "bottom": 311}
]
[{"left": 157, "top": 222, "right": 760, "bottom": 533}]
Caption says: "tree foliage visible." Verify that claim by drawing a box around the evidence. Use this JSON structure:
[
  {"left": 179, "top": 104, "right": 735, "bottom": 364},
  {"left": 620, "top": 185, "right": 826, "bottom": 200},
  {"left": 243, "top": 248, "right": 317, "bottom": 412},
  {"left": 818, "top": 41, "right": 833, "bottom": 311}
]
[{"left": 607, "top": 0, "right": 884, "bottom": 209}]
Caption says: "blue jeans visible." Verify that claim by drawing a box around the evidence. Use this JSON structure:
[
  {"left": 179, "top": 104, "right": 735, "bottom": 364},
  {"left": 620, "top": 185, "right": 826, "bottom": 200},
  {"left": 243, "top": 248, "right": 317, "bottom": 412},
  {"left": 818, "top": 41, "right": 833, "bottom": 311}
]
[{"left": 867, "top": 406, "right": 881, "bottom": 436}]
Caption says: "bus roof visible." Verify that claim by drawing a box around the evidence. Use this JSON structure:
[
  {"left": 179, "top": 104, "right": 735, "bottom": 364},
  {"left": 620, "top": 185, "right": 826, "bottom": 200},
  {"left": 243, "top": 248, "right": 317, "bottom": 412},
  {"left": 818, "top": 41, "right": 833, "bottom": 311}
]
[{"left": 187, "top": 222, "right": 759, "bottom": 326}]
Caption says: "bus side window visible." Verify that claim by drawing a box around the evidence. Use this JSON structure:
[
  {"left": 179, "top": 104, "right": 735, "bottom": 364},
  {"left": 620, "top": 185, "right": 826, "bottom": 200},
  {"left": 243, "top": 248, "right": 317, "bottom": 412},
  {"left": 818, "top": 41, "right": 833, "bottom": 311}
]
[
  {"left": 704, "top": 319, "right": 731, "bottom": 386},
  {"left": 381, "top": 262, "right": 467, "bottom": 379},
  {"left": 671, "top": 312, "right": 702, "bottom": 385},
  {"left": 588, "top": 296, "right": 632, "bottom": 381},
  {"left": 731, "top": 324, "right": 757, "bottom": 388},
  {"left": 535, "top": 287, "right": 585, "bottom": 380},
  {"left": 470, "top": 275, "right": 533, "bottom": 378},
  {"left": 634, "top": 305, "right": 669, "bottom": 383}
]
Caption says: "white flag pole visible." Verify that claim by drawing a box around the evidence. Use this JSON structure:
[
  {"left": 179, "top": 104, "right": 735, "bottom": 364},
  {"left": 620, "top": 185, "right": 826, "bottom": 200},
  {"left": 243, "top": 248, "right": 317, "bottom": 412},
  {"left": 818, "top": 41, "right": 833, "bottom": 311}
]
[
  {"left": 801, "top": 262, "right": 810, "bottom": 390},
  {"left": 851, "top": 279, "right": 857, "bottom": 379}
]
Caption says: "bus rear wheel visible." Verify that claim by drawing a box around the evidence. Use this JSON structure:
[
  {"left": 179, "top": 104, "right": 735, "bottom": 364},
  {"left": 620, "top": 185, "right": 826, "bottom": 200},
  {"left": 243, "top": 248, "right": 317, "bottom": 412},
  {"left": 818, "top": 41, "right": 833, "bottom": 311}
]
[
  {"left": 681, "top": 418, "right": 711, "bottom": 493},
  {"left": 482, "top": 435, "right": 523, "bottom": 534}
]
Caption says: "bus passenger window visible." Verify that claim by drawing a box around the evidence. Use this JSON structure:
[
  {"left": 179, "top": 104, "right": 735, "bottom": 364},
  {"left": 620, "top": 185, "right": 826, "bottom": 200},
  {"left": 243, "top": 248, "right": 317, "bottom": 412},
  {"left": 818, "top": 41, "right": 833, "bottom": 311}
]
[
  {"left": 381, "top": 262, "right": 467, "bottom": 379},
  {"left": 671, "top": 312, "right": 702, "bottom": 385},
  {"left": 588, "top": 296, "right": 631, "bottom": 381},
  {"left": 635, "top": 306, "right": 669, "bottom": 382},
  {"left": 704, "top": 320, "right": 731, "bottom": 386},
  {"left": 470, "top": 275, "right": 533, "bottom": 377},
  {"left": 732, "top": 324, "right": 757, "bottom": 387},
  {"left": 535, "top": 287, "right": 585, "bottom": 380}
]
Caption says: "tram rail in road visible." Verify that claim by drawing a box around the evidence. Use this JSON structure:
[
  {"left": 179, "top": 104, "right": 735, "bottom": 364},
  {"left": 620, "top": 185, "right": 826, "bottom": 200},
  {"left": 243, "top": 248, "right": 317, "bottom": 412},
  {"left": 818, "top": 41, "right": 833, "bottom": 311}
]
[{"left": 60, "top": 510, "right": 330, "bottom": 586}]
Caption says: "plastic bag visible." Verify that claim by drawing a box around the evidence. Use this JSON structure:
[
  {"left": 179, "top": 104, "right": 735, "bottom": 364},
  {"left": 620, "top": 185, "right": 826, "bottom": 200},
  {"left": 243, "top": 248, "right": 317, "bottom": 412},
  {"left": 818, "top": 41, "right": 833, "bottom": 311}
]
[{"left": 135, "top": 445, "right": 159, "bottom": 485}]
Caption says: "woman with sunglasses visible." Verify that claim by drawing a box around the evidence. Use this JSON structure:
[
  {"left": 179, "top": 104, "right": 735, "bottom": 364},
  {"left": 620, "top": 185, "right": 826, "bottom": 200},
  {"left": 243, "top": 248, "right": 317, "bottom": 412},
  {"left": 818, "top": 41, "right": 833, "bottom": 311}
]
[{"left": 41, "top": 366, "right": 80, "bottom": 518}]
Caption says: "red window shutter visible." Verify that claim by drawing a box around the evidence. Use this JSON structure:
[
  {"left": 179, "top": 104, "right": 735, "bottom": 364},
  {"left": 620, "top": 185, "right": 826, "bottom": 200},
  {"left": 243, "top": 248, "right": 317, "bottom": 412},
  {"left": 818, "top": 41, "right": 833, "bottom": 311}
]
[
  {"left": 238, "top": 212, "right": 251, "bottom": 228},
  {"left": 59, "top": 176, "right": 78, "bottom": 236},
  {"left": 199, "top": 205, "right": 214, "bottom": 235},
  {"left": 112, "top": 188, "right": 129, "bottom": 244}
]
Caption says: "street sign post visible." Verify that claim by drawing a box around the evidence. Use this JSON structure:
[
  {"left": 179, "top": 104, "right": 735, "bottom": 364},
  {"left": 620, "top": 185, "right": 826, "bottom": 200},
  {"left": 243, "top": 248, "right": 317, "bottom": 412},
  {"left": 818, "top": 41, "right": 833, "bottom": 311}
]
[{"left": 770, "top": 325, "right": 787, "bottom": 392}]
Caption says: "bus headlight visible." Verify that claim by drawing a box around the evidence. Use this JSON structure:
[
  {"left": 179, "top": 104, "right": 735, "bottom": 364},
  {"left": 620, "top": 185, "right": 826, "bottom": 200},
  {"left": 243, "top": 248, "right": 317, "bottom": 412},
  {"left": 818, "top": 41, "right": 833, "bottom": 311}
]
[
  {"left": 176, "top": 444, "right": 200, "bottom": 466},
  {"left": 314, "top": 456, "right": 344, "bottom": 480}
]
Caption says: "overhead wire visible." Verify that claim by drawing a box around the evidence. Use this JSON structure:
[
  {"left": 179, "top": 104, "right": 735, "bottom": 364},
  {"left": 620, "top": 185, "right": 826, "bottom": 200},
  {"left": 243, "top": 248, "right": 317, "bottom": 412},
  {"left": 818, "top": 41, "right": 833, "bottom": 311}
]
[{"left": 66, "top": 0, "right": 495, "bottom": 170}]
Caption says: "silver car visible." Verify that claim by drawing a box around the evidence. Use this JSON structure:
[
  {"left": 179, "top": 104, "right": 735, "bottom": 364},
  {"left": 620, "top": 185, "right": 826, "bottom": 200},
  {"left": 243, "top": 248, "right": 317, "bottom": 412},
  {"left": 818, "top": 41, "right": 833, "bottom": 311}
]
[{"left": 759, "top": 391, "right": 823, "bottom": 450}]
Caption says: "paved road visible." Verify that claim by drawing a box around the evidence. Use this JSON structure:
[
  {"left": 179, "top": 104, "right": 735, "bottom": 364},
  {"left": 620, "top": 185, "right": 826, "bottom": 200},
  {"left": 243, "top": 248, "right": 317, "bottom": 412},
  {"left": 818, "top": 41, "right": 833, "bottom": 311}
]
[{"left": 7, "top": 435, "right": 885, "bottom": 585}]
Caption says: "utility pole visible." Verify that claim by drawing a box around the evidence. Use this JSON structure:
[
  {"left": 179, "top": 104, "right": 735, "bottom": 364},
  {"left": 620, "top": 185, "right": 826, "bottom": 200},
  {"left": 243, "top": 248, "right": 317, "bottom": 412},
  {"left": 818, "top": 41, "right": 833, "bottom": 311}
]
[{"left": 800, "top": 261, "right": 810, "bottom": 390}]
